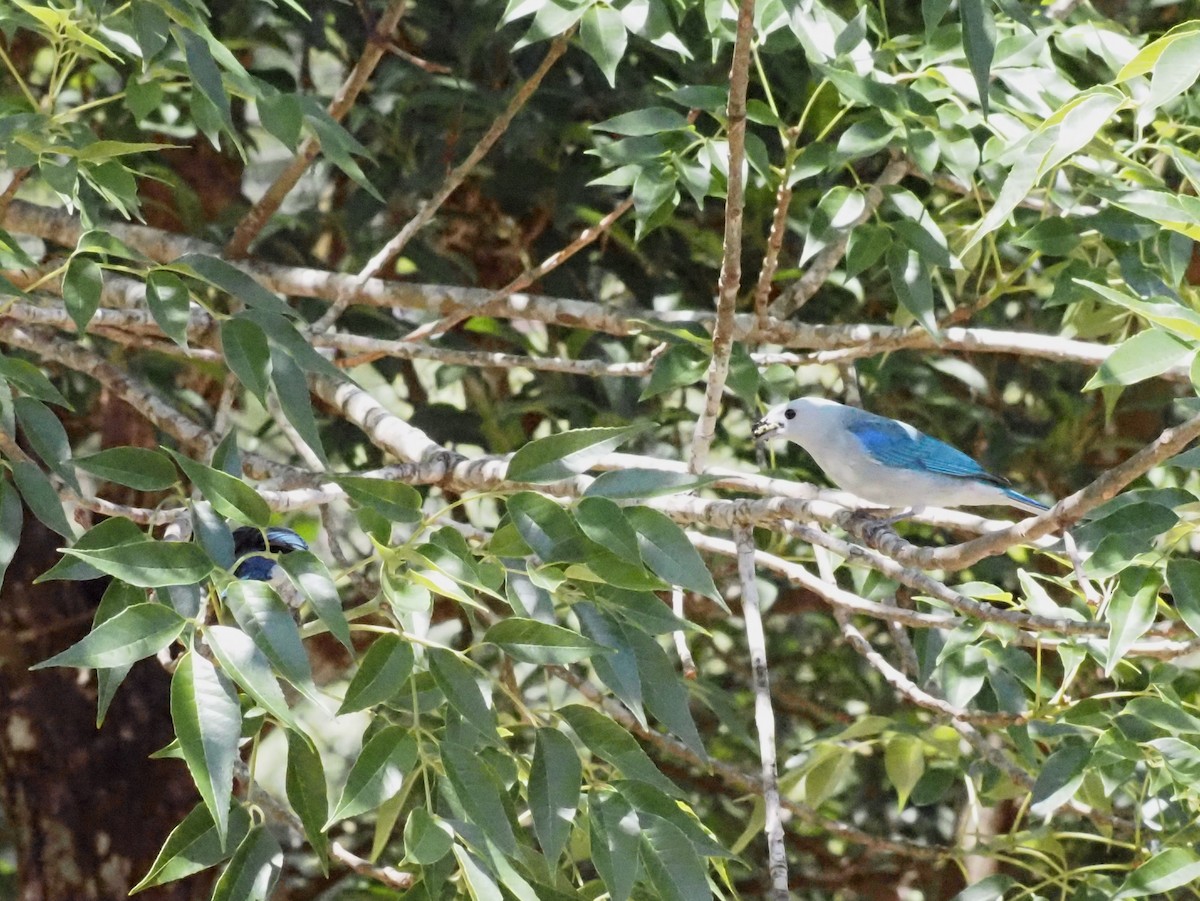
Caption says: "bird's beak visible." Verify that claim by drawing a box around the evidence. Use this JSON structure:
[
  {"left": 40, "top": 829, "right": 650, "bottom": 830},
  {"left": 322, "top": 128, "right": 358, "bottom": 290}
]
[{"left": 752, "top": 415, "right": 781, "bottom": 440}]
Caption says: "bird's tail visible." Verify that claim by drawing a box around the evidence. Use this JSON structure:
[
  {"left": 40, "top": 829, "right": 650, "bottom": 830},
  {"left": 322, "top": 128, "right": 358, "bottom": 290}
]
[{"left": 1003, "top": 488, "right": 1050, "bottom": 515}]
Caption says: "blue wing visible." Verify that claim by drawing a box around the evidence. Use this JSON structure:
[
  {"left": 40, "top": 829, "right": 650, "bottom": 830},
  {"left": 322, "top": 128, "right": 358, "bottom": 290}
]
[
  {"left": 845, "top": 413, "right": 1010, "bottom": 487},
  {"left": 232, "top": 526, "right": 308, "bottom": 580}
]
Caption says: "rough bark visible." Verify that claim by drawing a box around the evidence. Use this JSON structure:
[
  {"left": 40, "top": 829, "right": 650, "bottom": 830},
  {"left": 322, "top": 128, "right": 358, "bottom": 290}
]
[{"left": 0, "top": 513, "right": 209, "bottom": 900}]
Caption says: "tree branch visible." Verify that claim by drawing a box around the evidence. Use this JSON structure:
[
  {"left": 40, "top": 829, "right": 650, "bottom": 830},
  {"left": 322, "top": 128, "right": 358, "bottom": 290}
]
[{"left": 689, "top": 0, "right": 755, "bottom": 474}]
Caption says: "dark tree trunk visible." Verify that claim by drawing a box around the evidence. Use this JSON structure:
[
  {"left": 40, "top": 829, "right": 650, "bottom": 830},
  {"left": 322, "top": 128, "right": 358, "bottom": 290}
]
[{"left": 0, "top": 513, "right": 211, "bottom": 900}]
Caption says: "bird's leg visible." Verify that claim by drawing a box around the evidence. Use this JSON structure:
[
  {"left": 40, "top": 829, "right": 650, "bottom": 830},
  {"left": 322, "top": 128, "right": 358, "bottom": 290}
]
[{"left": 849, "top": 506, "right": 920, "bottom": 528}]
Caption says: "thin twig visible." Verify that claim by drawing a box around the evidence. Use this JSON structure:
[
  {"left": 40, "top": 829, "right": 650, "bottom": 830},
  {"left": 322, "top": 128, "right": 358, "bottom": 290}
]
[
  {"left": 734, "top": 524, "right": 789, "bottom": 898},
  {"left": 400, "top": 195, "right": 635, "bottom": 342},
  {"left": 670, "top": 586, "right": 697, "bottom": 678},
  {"left": 689, "top": 0, "right": 756, "bottom": 474},
  {"left": 770, "top": 156, "right": 909, "bottom": 319},
  {"left": 225, "top": 0, "right": 410, "bottom": 257},
  {"left": 310, "top": 32, "right": 572, "bottom": 333}
]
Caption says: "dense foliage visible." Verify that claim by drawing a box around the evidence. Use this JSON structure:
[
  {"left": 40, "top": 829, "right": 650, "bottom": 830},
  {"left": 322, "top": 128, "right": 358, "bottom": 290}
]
[{"left": 4, "top": 0, "right": 1200, "bottom": 898}]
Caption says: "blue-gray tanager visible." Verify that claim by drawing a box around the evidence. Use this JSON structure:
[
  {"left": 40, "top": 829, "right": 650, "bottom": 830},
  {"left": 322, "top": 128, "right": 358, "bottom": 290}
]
[
  {"left": 232, "top": 526, "right": 308, "bottom": 581},
  {"left": 752, "top": 397, "right": 1049, "bottom": 515}
]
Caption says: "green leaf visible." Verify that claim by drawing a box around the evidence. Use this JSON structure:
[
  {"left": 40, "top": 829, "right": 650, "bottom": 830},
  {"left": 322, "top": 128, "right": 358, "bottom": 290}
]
[
  {"left": 37, "top": 515, "right": 144, "bottom": 582},
  {"left": 452, "top": 846, "right": 503, "bottom": 901},
  {"left": 576, "top": 603, "right": 645, "bottom": 726},
  {"left": 624, "top": 506, "right": 723, "bottom": 605},
  {"left": 221, "top": 317, "right": 272, "bottom": 405},
  {"left": 579, "top": 3, "right": 626, "bottom": 86},
  {"left": 223, "top": 580, "right": 318, "bottom": 703},
  {"left": 63, "top": 539, "right": 214, "bottom": 588},
  {"left": 14, "top": 396, "right": 78, "bottom": 490},
  {"left": 32, "top": 602, "right": 186, "bottom": 670},
  {"left": 428, "top": 648, "right": 499, "bottom": 743},
  {"left": 403, "top": 808, "right": 453, "bottom": 865},
  {"left": 959, "top": 0, "right": 995, "bottom": 115},
  {"left": 286, "top": 731, "right": 330, "bottom": 870},
  {"left": 147, "top": 269, "right": 192, "bottom": 347},
  {"left": 337, "top": 633, "right": 414, "bottom": 714},
  {"left": 276, "top": 551, "right": 351, "bottom": 653},
  {"left": 74, "top": 447, "right": 178, "bottom": 491},
  {"left": 328, "top": 725, "right": 416, "bottom": 823},
  {"left": 584, "top": 469, "right": 719, "bottom": 500},
  {"left": 1145, "top": 32, "right": 1200, "bottom": 125},
  {"left": 506, "top": 492, "right": 587, "bottom": 562},
  {"left": 887, "top": 244, "right": 937, "bottom": 335},
  {"left": 270, "top": 347, "right": 328, "bottom": 466},
  {"left": 1123, "top": 696, "right": 1200, "bottom": 734},
  {"left": 560, "top": 703, "right": 680, "bottom": 796},
  {"left": 639, "top": 814, "right": 710, "bottom": 901},
  {"left": 1168, "top": 558, "right": 1200, "bottom": 638},
  {"left": 0, "top": 354, "right": 70, "bottom": 408},
  {"left": 589, "top": 793, "right": 639, "bottom": 901},
  {"left": 576, "top": 496, "right": 641, "bottom": 560},
  {"left": 258, "top": 91, "right": 303, "bottom": 150},
  {"left": 507, "top": 423, "right": 651, "bottom": 483},
  {"left": 171, "top": 253, "right": 289, "bottom": 317},
  {"left": 1086, "top": 329, "right": 1193, "bottom": 389},
  {"left": 628, "top": 628, "right": 706, "bottom": 759},
  {"left": 1114, "top": 848, "right": 1200, "bottom": 899},
  {"left": 12, "top": 459, "right": 75, "bottom": 538},
  {"left": 640, "top": 343, "right": 708, "bottom": 400},
  {"left": 945, "top": 875, "right": 1016, "bottom": 901},
  {"left": 1104, "top": 567, "right": 1161, "bottom": 675},
  {"left": 132, "top": 803, "right": 251, "bottom": 893},
  {"left": 484, "top": 617, "right": 610, "bottom": 665},
  {"left": 304, "top": 108, "right": 383, "bottom": 201},
  {"left": 334, "top": 475, "right": 422, "bottom": 522},
  {"left": 440, "top": 740, "right": 518, "bottom": 855},
  {"left": 172, "top": 650, "right": 242, "bottom": 846},
  {"left": 209, "top": 826, "right": 283, "bottom": 901},
  {"left": 166, "top": 449, "right": 270, "bottom": 527},
  {"left": 0, "top": 478, "right": 22, "bottom": 595},
  {"left": 594, "top": 107, "right": 690, "bottom": 136},
  {"left": 884, "top": 734, "right": 925, "bottom": 810},
  {"left": 1029, "top": 740, "right": 1090, "bottom": 818},
  {"left": 63, "top": 255, "right": 103, "bottom": 333},
  {"left": 204, "top": 625, "right": 295, "bottom": 727},
  {"left": 529, "top": 728, "right": 581, "bottom": 861},
  {"left": 179, "top": 30, "right": 233, "bottom": 134}
]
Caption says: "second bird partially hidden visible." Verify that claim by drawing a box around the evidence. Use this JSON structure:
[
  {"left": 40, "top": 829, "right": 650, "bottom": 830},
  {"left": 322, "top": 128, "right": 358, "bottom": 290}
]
[{"left": 752, "top": 397, "right": 1049, "bottom": 517}]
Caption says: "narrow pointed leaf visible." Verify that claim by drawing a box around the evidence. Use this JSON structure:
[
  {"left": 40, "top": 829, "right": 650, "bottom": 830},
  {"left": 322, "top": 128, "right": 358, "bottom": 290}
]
[
  {"left": 337, "top": 633, "right": 414, "bottom": 714},
  {"left": 328, "top": 725, "right": 416, "bottom": 823},
  {"left": 166, "top": 449, "right": 270, "bottom": 527},
  {"left": 74, "top": 447, "right": 178, "bottom": 491},
  {"left": 286, "top": 731, "right": 330, "bottom": 870},
  {"left": 440, "top": 741, "right": 518, "bottom": 855},
  {"left": 131, "top": 803, "right": 251, "bottom": 893},
  {"left": 507, "top": 423, "right": 651, "bottom": 483},
  {"left": 32, "top": 603, "right": 185, "bottom": 670},
  {"left": 210, "top": 826, "right": 284, "bottom": 901},
  {"left": 204, "top": 625, "right": 295, "bottom": 727},
  {"left": 222, "top": 580, "right": 318, "bottom": 703},
  {"left": 171, "top": 651, "right": 242, "bottom": 846},
  {"left": 529, "top": 728, "right": 581, "bottom": 861},
  {"left": 277, "top": 550, "right": 352, "bottom": 654},
  {"left": 560, "top": 704, "right": 680, "bottom": 796},
  {"left": 485, "top": 617, "right": 610, "bottom": 665},
  {"left": 624, "top": 506, "right": 723, "bottom": 605},
  {"left": 63, "top": 539, "right": 213, "bottom": 587}
]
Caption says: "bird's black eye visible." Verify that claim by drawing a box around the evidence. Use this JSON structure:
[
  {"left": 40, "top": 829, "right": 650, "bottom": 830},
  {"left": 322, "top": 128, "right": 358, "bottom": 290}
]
[{"left": 784, "top": 408, "right": 796, "bottom": 420}]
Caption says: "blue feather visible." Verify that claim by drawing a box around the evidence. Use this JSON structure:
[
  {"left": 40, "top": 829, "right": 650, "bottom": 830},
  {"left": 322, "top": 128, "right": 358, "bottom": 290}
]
[
  {"left": 1003, "top": 488, "right": 1049, "bottom": 511},
  {"left": 232, "top": 526, "right": 308, "bottom": 581},
  {"left": 846, "top": 414, "right": 1010, "bottom": 487}
]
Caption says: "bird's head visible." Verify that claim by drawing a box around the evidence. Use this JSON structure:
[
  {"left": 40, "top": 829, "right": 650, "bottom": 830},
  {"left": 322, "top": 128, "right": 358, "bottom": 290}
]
[{"left": 752, "top": 397, "right": 832, "bottom": 442}]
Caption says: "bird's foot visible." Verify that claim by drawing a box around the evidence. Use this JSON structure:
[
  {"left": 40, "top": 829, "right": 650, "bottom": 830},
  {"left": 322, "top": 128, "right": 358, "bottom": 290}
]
[{"left": 849, "top": 506, "right": 917, "bottom": 528}]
